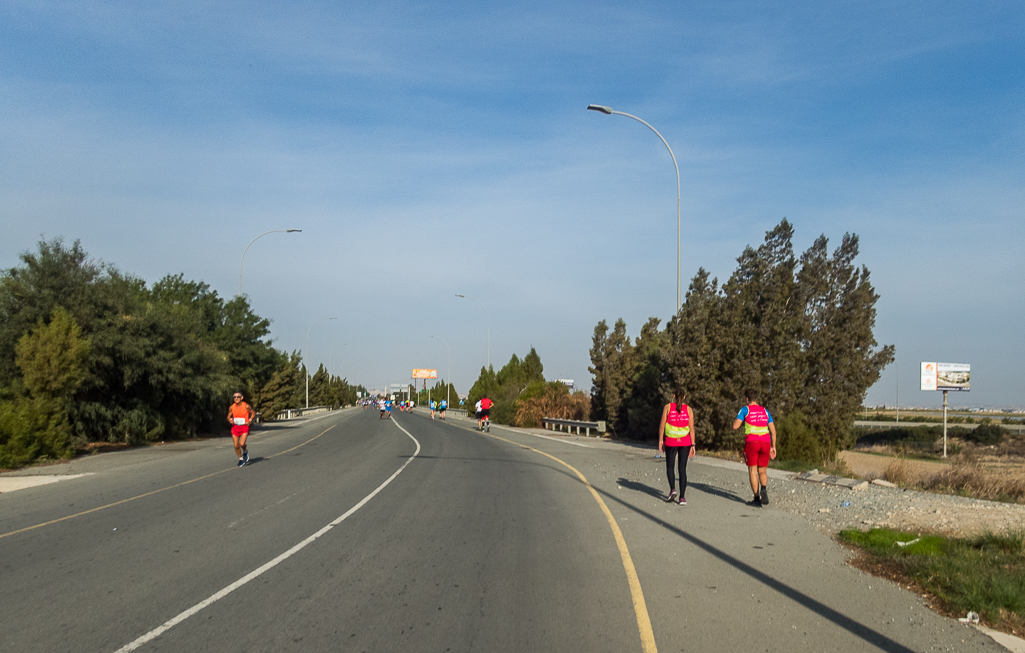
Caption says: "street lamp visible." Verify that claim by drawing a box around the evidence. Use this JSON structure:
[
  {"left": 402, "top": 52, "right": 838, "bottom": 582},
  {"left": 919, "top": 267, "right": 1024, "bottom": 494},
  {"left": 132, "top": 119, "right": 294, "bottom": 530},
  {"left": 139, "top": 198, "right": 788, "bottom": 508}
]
[
  {"left": 455, "top": 294, "right": 490, "bottom": 369},
  {"left": 305, "top": 316, "right": 338, "bottom": 409},
  {"left": 587, "top": 104, "right": 682, "bottom": 311},
  {"left": 431, "top": 335, "right": 452, "bottom": 409},
  {"left": 239, "top": 229, "right": 303, "bottom": 296}
]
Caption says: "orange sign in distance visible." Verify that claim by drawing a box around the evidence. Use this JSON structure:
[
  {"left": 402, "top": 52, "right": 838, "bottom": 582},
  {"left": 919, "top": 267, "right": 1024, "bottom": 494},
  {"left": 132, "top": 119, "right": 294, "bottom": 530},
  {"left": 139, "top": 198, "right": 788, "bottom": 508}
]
[{"left": 412, "top": 369, "right": 438, "bottom": 379}]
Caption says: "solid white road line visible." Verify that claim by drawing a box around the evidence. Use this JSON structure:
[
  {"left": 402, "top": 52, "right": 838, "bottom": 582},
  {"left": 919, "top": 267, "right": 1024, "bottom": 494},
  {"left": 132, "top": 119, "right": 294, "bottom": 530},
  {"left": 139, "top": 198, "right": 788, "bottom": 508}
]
[{"left": 113, "top": 419, "right": 421, "bottom": 653}]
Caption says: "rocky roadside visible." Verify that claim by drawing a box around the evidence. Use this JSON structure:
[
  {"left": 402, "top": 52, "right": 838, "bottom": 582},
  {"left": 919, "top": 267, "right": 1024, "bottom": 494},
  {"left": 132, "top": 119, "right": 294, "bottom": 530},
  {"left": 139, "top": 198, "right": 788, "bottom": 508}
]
[{"left": 696, "top": 455, "right": 1025, "bottom": 537}]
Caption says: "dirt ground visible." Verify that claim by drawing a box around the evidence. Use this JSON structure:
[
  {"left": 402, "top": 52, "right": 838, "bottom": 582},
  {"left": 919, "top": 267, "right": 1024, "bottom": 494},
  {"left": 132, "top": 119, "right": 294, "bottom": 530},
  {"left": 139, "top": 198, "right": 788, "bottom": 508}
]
[{"left": 839, "top": 450, "right": 950, "bottom": 481}]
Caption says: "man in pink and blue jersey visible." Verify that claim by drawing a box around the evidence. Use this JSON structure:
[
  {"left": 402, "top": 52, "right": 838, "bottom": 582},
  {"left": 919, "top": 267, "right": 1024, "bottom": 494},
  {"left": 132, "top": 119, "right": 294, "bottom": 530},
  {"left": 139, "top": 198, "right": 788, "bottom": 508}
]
[{"left": 732, "top": 388, "right": 777, "bottom": 507}]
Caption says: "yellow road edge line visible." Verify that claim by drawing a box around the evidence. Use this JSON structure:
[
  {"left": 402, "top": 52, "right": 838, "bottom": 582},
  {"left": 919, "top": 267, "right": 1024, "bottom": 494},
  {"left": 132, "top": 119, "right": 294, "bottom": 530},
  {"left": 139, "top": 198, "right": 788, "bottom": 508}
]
[
  {"left": 0, "top": 425, "right": 336, "bottom": 541},
  {"left": 484, "top": 431, "right": 658, "bottom": 653}
]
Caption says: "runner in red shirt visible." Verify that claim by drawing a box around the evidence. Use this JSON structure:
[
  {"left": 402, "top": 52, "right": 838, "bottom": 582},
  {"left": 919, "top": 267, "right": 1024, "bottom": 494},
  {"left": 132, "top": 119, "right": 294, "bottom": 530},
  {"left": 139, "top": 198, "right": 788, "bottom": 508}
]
[
  {"left": 732, "top": 388, "right": 777, "bottom": 506},
  {"left": 228, "top": 392, "right": 255, "bottom": 467},
  {"left": 479, "top": 396, "right": 493, "bottom": 432}
]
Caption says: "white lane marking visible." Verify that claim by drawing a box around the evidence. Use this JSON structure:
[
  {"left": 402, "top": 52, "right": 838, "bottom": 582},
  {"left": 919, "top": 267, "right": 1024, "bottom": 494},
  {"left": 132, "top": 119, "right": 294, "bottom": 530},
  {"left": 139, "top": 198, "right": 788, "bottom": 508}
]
[
  {"left": 113, "top": 419, "right": 421, "bottom": 653},
  {"left": 228, "top": 490, "right": 304, "bottom": 529}
]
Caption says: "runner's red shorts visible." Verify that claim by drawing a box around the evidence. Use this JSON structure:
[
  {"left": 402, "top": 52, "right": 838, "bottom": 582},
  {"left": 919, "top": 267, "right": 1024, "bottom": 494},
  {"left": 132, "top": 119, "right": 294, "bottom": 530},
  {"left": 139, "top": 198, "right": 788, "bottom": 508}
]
[
  {"left": 744, "top": 440, "right": 771, "bottom": 467},
  {"left": 231, "top": 425, "right": 249, "bottom": 437}
]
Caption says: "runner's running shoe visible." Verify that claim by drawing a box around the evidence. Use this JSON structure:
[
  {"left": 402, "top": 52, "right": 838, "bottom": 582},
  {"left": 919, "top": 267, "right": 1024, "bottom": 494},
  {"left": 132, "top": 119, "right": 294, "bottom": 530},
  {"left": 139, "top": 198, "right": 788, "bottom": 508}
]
[
  {"left": 760, "top": 485, "right": 769, "bottom": 505},
  {"left": 746, "top": 496, "right": 762, "bottom": 507},
  {"left": 237, "top": 459, "right": 244, "bottom": 467},
  {"left": 679, "top": 497, "right": 687, "bottom": 506},
  {"left": 243, "top": 451, "right": 249, "bottom": 465},
  {"left": 665, "top": 489, "right": 678, "bottom": 503}
]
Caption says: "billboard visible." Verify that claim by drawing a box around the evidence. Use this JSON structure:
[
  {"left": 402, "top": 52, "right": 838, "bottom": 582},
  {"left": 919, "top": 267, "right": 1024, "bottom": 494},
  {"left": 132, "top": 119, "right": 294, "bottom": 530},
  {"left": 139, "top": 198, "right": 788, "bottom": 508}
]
[
  {"left": 921, "top": 362, "right": 970, "bottom": 391},
  {"left": 412, "top": 369, "right": 438, "bottom": 379}
]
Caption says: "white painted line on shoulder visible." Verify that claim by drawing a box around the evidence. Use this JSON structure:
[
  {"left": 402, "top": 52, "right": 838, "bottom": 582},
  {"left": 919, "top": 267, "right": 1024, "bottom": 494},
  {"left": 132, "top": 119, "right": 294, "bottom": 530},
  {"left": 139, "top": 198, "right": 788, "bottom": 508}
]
[{"left": 112, "top": 420, "right": 421, "bottom": 653}]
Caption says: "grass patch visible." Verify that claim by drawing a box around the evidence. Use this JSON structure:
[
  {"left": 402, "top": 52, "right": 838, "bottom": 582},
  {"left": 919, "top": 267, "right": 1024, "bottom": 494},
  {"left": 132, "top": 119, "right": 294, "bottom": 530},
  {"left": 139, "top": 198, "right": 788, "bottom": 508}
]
[{"left": 840, "top": 527, "right": 1025, "bottom": 636}]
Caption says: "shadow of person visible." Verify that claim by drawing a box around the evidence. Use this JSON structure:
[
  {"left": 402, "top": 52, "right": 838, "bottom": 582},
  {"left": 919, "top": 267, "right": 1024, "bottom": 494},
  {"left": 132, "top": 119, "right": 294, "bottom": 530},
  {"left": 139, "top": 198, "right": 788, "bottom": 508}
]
[
  {"left": 687, "top": 481, "right": 748, "bottom": 503},
  {"left": 616, "top": 478, "right": 666, "bottom": 500}
]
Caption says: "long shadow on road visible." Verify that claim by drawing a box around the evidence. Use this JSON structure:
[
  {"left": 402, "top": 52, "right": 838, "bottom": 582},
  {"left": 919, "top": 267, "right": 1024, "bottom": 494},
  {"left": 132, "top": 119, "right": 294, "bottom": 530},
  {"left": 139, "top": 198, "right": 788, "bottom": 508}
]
[
  {"left": 602, "top": 478, "right": 915, "bottom": 653},
  {"left": 427, "top": 419, "right": 918, "bottom": 652}
]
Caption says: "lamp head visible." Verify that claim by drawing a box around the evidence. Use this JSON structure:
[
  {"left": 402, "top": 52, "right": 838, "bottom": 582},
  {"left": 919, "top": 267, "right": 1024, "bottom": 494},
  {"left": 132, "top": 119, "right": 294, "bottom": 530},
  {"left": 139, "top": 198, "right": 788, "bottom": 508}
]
[
  {"left": 287, "top": 229, "right": 302, "bottom": 233},
  {"left": 587, "top": 104, "right": 614, "bottom": 115}
]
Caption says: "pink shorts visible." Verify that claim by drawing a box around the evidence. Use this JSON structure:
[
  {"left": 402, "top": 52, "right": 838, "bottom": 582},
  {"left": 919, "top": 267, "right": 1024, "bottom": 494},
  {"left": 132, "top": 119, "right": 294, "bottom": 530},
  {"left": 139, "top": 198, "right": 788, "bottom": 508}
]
[
  {"left": 231, "top": 425, "right": 249, "bottom": 438},
  {"left": 744, "top": 440, "right": 771, "bottom": 467}
]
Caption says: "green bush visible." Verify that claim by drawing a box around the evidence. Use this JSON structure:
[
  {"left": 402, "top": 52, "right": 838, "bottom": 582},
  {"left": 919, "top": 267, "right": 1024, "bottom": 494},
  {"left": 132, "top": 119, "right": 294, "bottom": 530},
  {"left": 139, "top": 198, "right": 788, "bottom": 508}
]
[
  {"left": 776, "top": 410, "right": 820, "bottom": 464},
  {"left": 966, "top": 424, "right": 1007, "bottom": 446}
]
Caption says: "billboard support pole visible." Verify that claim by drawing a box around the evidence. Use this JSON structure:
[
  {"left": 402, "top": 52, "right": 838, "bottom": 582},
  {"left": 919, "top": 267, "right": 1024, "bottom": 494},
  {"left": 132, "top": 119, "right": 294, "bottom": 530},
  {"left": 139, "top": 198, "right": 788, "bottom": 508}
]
[{"left": 942, "top": 390, "right": 948, "bottom": 458}]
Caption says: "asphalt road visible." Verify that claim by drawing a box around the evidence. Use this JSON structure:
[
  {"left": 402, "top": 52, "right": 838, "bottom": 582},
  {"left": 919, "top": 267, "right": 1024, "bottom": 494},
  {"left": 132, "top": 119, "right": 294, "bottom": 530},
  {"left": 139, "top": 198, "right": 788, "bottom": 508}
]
[{"left": 0, "top": 408, "right": 1003, "bottom": 652}]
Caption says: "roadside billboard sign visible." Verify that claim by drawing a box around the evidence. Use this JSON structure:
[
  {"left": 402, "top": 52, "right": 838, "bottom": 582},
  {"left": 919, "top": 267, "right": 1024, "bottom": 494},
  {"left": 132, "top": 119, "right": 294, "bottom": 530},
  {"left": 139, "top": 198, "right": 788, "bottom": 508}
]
[
  {"left": 921, "top": 362, "right": 970, "bottom": 392},
  {"left": 412, "top": 369, "right": 438, "bottom": 379}
]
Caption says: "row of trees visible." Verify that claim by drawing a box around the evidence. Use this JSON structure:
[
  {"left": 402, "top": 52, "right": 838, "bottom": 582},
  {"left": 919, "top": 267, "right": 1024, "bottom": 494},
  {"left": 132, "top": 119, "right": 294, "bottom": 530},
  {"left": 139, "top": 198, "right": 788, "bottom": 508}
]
[
  {"left": 0, "top": 239, "right": 362, "bottom": 468},
  {"left": 465, "top": 347, "right": 589, "bottom": 427},
  {"left": 589, "top": 219, "right": 894, "bottom": 461}
]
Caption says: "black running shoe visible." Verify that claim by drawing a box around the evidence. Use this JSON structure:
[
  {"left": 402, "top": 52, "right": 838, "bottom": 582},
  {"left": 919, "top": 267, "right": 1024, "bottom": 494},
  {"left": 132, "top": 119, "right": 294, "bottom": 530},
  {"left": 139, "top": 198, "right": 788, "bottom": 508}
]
[
  {"left": 760, "top": 485, "right": 769, "bottom": 505},
  {"left": 746, "top": 496, "right": 762, "bottom": 507},
  {"left": 237, "top": 459, "right": 244, "bottom": 467}
]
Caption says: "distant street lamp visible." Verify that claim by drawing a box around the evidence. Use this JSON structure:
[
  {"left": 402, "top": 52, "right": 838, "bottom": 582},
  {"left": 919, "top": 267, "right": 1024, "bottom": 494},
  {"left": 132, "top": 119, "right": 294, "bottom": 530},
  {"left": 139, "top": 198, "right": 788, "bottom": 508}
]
[
  {"left": 587, "top": 104, "right": 682, "bottom": 311},
  {"left": 239, "top": 229, "right": 303, "bottom": 296},
  {"left": 305, "top": 316, "right": 338, "bottom": 408},
  {"left": 455, "top": 294, "right": 490, "bottom": 369},
  {"left": 431, "top": 335, "right": 452, "bottom": 409}
]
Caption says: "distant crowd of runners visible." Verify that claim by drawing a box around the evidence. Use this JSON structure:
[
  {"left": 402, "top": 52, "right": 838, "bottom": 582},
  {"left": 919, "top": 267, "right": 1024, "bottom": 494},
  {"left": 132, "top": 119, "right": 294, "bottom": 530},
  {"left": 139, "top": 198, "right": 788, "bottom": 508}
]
[{"left": 227, "top": 386, "right": 776, "bottom": 510}]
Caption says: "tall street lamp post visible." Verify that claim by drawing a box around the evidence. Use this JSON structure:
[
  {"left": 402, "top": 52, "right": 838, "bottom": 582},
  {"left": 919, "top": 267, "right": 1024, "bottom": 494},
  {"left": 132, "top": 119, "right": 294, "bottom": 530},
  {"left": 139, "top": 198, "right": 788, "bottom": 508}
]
[
  {"left": 587, "top": 104, "right": 682, "bottom": 311},
  {"left": 455, "top": 294, "right": 490, "bottom": 369},
  {"left": 431, "top": 335, "right": 452, "bottom": 409},
  {"left": 305, "top": 316, "right": 338, "bottom": 408},
  {"left": 239, "top": 229, "right": 303, "bottom": 297}
]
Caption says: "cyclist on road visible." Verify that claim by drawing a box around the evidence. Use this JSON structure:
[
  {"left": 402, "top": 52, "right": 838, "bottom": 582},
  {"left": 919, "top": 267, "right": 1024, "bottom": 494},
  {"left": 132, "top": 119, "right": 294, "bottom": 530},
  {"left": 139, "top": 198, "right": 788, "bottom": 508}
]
[
  {"left": 732, "top": 388, "right": 777, "bottom": 507},
  {"left": 479, "top": 396, "right": 493, "bottom": 432},
  {"left": 227, "top": 392, "right": 255, "bottom": 467}
]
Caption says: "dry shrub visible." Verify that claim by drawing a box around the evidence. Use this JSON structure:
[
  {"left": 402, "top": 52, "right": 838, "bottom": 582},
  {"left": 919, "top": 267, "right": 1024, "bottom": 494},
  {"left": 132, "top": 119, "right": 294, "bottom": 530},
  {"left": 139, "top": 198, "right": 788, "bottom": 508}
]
[
  {"left": 925, "top": 463, "right": 1025, "bottom": 503},
  {"left": 514, "top": 387, "right": 590, "bottom": 428},
  {"left": 884, "top": 458, "right": 916, "bottom": 487},
  {"left": 821, "top": 457, "right": 855, "bottom": 478}
]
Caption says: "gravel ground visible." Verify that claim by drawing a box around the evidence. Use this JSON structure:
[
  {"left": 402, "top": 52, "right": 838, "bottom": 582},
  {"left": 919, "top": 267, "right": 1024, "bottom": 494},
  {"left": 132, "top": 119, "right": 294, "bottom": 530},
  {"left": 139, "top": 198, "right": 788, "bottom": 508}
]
[{"left": 680, "top": 454, "right": 1025, "bottom": 538}]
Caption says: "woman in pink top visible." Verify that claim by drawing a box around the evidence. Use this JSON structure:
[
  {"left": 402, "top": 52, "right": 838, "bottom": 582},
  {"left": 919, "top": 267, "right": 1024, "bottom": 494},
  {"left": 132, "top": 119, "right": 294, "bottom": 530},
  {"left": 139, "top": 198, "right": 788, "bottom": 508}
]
[{"left": 658, "top": 389, "right": 696, "bottom": 505}]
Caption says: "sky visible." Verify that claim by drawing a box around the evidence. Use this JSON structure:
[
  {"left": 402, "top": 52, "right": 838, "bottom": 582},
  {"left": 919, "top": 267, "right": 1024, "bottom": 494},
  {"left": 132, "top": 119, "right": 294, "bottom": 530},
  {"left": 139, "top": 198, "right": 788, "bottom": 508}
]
[{"left": 1, "top": 1, "right": 1022, "bottom": 409}]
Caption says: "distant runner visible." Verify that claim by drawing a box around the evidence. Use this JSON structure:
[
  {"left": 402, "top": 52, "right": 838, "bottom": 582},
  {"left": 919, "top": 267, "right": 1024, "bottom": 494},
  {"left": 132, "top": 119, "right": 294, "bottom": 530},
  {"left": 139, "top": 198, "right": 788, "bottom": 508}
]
[
  {"left": 732, "top": 388, "right": 777, "bottom": 507},
  {"left": 479, "top": 396, "right": 493, "bottom": 432},
  {"left": 227, "top": 392, "right": 254, "bottom": 467},
  {"left": 430, "top": 399, "right": 436, "bottom": 419},
  {"left": 439, "top": 398, "right": 447, "bottom": 420}
]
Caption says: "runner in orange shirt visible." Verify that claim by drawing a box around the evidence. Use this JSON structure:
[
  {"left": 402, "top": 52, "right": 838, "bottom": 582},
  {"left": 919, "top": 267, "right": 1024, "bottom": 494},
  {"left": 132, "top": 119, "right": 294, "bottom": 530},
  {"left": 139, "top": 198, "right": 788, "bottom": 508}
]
[{"left": 228, "top": 392, "right": 255, "bottom": 467}]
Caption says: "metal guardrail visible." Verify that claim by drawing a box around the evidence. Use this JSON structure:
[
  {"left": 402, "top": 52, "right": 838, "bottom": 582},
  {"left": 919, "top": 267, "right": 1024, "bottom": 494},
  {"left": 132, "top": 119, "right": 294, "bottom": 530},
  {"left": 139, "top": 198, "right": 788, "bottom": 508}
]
[
  {"left": 541, "top": 418, "right": 606, "bottom": 437},
  {"left": 274, "top": 406, "right": 333, "bottom": 421},
  {"left": 853, "top": 420, "right": 1025, "bottom": 433}
]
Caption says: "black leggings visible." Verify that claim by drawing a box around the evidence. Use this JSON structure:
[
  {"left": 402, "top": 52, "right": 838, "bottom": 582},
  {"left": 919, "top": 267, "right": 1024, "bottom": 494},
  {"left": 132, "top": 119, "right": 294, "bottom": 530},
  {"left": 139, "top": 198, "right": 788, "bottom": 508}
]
[{"left": 665, "top": 446, "right": 693, "bottom": 496}]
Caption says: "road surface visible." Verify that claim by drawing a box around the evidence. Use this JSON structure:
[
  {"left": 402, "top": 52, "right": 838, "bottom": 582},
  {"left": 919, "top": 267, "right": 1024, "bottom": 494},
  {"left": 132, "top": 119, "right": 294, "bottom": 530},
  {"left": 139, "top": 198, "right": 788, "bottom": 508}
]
[{"left": 0, "top": 408, "right": 1001, "bottom": 652}]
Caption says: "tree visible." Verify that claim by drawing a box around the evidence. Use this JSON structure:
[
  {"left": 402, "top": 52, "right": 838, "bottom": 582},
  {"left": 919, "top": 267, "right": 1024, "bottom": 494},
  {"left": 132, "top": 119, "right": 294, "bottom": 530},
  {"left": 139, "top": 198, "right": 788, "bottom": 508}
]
[
  {"left": 590, "top": 219, "right": 894, "bottom": 460},
  {"left": 796, "top": 233, "right": 894, "bottom": 457},
  {"left": 588, "top": 318, "right": 634, "bottom": 435}
]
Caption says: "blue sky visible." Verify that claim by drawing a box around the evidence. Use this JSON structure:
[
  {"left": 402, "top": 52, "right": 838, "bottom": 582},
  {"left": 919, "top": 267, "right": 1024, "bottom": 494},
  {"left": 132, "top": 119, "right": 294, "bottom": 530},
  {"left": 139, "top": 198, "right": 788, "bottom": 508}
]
[{"left": 1, "top": 1, "right": 1022, "bottom": 408}]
